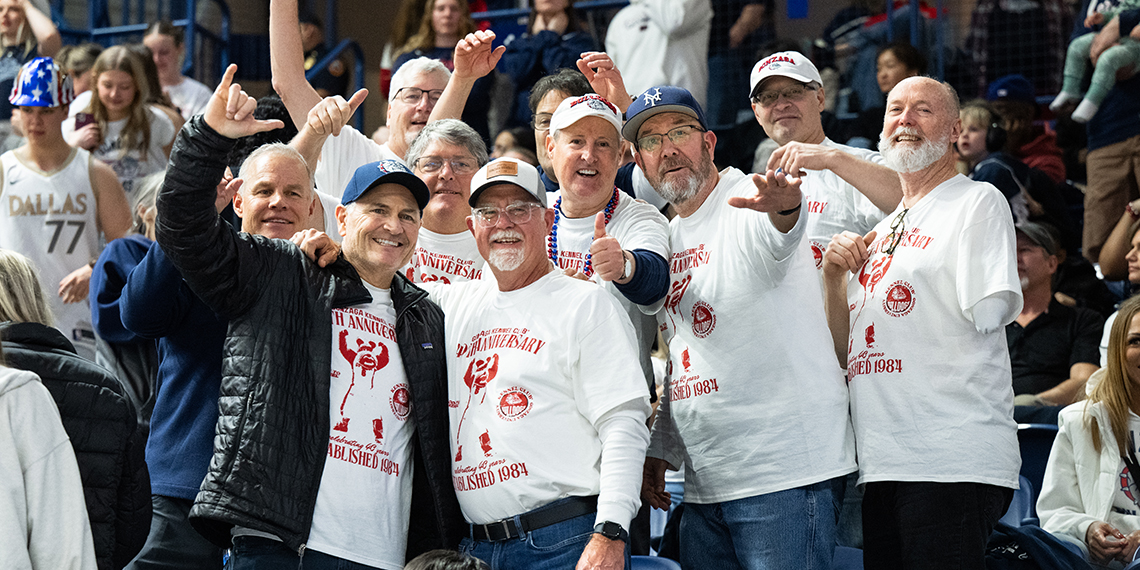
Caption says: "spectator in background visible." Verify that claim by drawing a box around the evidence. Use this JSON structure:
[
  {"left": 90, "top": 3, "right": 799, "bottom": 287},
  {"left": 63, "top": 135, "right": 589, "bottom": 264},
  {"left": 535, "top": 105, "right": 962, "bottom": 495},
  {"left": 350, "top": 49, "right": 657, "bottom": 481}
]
[
  {"left": 381, "top": 0, "right": 429, "bottom": 98},
  {"left": 65, "top": 46, "right": 177, "bottom": 198},
  {"left": 1038, "top": 294, "right": 1140, "bottom": 567},
  {"left": 605, "top": 0, "right": 712, "bottom": 109},
  {"left": 957, "top": 100, "right": 1037, "bottom": 222},
  {"left": 143, "top": 22, "right": 213, "bottom": 120},
  {"left": 0, "top": 0, "right": 60, "bottom": 151},
  {"left": 0, "top": 356, "right": 97, "bottom": 570},
  {"left": 1099, "top": 219, "right": 1140, "bottom": 367},
  {"left": 58, "top": 42, "right": 103, "bottom": 114},
  {"left": 298, "top": 12, "right": 350, "bottom": 99},
  {"left": 705, "top": 0, "right": 772, "bottom": 127},
  {"left": 1072, "top": 5, "right": 1140, "bottom": 267},
  {"left": 125, "top": 43, "right": 185, "bottom": 142},
  {"left": 394, "top": 0, "right": 492, "bottom": 142},
  {"left": 490, "top": 125, "right": 534, "bottom": 158},
  {"left": 498, "top": 0, "right": 596, "bottom": 128},
  {"left": 986, "top": 74, "right": 1067, "bottom": 186},
  {"left": 0, "top": 248, "right": 150, "bottom": 570},
  {"left": 839, "top": 41, "right": 924, "bottom": 148},
  {"left": 1007, "top": 222, "right": 1102, "bottom": 423}
]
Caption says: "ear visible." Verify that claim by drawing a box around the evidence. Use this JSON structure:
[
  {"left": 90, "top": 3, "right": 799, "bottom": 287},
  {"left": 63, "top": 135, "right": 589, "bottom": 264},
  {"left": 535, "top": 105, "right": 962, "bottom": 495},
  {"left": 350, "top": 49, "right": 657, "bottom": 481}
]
[
  {"left": 545, "top": 131, "right": 556, "bottom": 158},
  {"left": 542, "top": 206, "right": 556, "bottom": 233},
  {"left": 232, "top": 189, "right": 245, "bottom": 217},
  {"left": 308, "top": 193, "right": 316, "bottom": 217},
  {"left": 466, "top": 215, "right": 475, "bottom": 235},
  {"left": 949, "top": 117, "right": 962, "bottom": 146},
  {"left": 633, "top": 147, "right": 645, "bottom": 172},
  {"left": 704, "top": 129, "right": 717, "bottom": 157},
  {"left": 335, "top": 204, "right": 348, "bottom": 237}
]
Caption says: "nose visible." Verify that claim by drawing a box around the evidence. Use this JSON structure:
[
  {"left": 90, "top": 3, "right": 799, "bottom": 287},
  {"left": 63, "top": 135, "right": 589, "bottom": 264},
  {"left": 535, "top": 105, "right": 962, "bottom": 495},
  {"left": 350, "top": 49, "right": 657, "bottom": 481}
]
[
  {"left": 1129, "top": 245, "right": 1139, "bottom": 262},
  {"left": 268, "top": 191, "right": 285, "bottom": 207},
  {"left": 438, "top": 160, "right": 455, "bottom": 179}
]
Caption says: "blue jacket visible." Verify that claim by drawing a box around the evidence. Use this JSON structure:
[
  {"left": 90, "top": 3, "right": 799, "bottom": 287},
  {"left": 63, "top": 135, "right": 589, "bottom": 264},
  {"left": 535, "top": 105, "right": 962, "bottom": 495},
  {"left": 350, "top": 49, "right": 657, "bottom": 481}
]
[
  {"left": 499, "top": 29, "right": 597, "bottom": 127},
  {"left": 120, "top": 240, "right": 227, "bottom": 501}
]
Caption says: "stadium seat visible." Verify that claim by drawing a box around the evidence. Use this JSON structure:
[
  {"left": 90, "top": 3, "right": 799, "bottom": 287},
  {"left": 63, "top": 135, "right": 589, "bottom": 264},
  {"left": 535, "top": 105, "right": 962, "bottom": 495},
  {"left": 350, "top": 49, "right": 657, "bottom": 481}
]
[
  {"left": 831, "top": 545, "right": 863, "bottom": 570},
  {"left": 1018, "top": 423, "right": 1059, "bottom": 515},
  {"left": 999, "top": 475, "right": 1036, "bottom": 527},
  {"left": 631, "top": 555, "right": 682, "bottom": 570}
]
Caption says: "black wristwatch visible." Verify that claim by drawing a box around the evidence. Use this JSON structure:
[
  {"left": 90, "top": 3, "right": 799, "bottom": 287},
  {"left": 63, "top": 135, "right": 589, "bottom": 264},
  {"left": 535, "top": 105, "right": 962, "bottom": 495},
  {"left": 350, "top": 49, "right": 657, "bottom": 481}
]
[{"left": 593, "top": 521, "right": 629, "bottom": 543}]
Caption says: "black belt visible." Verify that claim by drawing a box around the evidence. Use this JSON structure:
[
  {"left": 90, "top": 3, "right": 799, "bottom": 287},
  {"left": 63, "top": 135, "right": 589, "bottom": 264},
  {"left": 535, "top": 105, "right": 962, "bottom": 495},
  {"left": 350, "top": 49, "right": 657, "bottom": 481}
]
[{"left": 470, "top": 495, "right": 598, "bottom": 541}]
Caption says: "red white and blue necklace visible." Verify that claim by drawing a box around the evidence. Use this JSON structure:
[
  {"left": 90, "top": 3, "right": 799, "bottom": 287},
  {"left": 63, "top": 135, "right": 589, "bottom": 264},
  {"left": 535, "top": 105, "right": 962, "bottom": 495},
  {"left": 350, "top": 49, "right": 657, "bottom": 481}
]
[{"left": 548, "top": 187, "right": 620, "bottom": 278}]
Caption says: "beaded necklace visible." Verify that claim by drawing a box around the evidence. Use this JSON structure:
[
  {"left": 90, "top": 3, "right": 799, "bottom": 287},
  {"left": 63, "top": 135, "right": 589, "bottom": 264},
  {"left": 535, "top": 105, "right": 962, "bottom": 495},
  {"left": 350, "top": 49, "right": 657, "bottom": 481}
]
[{"left": 548, "top": 186, "right": 620, "bottom": 277}]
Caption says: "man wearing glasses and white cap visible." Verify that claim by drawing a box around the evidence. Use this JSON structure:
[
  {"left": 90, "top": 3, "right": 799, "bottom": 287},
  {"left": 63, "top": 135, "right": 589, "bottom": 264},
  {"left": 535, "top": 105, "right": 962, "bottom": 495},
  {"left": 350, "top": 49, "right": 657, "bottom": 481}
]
[
  {"left": 421, "top": 157, "right": 651, "bottom": 570},
  {"left": 748, "top": 50, "right": 901, "bottom": 272},
  {"left": 626, "top": 84, "right": 857, "bottom": 570}
]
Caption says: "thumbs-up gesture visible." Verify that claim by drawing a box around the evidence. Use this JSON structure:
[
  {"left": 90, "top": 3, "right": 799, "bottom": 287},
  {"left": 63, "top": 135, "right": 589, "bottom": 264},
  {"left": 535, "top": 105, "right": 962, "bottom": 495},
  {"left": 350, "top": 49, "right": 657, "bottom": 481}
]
[
  {"left": 589, "top": 211, "right": 632, "bottom": 283},
  {"left": 823, "top": 230, "right": 878, "bottom": 278},
  {"left": 306, "top": 88, "right": 368, "bottom": 137},
  {"left": 204, "top": 64, "right": 285, "bottom": 139}
]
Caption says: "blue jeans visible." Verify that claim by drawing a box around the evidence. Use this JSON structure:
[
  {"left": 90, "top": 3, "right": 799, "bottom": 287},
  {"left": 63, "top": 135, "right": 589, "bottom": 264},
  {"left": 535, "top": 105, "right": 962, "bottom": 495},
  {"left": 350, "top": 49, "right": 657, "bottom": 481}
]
[
  {"left": 460, "top": 498, "right": 630, "bottom": 570},
  {"left": 679, "top": 476, "right": 846, "bottom": 570},
  {"left": 126, "top": 495, "right": 223, "bottom": 570},
  {"left": 226, "top": 536, "right": 382, "bottom": 570}
]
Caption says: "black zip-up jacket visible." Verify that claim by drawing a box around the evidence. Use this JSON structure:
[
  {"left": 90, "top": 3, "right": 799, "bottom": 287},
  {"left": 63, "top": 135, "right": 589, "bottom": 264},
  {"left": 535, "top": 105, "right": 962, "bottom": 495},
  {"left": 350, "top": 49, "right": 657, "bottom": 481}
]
[
  {"left": 155, "top": 116, "right": 464, "bottom": 558},
  {"left": 1, "top": 321, "right": 150, "bottom": 570}
]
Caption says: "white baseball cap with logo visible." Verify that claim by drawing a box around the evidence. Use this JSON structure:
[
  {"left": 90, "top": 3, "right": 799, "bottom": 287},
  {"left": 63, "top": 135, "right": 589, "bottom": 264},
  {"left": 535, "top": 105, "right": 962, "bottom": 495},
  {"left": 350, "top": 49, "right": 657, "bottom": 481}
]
[
  {"left": 748, "top": 51, "right": 823, "bottom": 99},
  {"left": 468, "top": 157, "right": 546, "bottom": 207},
  {"left": 548, "top": 93, "right": 623, "bottom": 138}
]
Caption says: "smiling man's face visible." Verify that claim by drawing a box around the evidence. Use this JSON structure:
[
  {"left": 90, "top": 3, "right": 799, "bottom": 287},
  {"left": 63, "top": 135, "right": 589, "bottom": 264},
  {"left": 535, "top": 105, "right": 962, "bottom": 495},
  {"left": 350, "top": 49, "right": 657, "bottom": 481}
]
[
  {"left": 234, "top": 153, "right": 315, "bottom": 239},
  {"left": 414, "top": 139, "right": 476, "bottom": 231}
]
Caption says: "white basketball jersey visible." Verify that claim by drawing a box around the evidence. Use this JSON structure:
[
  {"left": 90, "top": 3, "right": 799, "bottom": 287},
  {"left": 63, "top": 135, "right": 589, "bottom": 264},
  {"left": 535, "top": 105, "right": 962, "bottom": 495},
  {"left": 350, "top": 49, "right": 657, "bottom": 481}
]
[{"left": 0, "top": 148, "right": 101, "bottom": 359}]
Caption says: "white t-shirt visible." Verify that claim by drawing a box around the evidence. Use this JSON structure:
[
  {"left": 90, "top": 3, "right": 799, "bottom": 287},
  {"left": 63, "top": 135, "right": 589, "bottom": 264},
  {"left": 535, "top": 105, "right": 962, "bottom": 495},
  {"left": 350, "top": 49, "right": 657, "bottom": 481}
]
[
  {"left": 1110, "top": 413, "right": 1140, "bottom": 526},
  {"left": 314, "top": 189, "right": 342, "bottom": 243},
  {"left": 0, "top": 148, "right": 101, "bottom": 361},
  {"left": 801, "top": 139, "right": 890, "bottom": 270},
  {"left": 547, "top": 190, "right": 670, "bottom": 390},
  {"left": 647, "top": 166, "right": 857, "bottom": 504},
  {"left": 424, "top": 271, "right": 651, "bottom": 526},
  {"left": 68, "top": 90, "right": 92, "bottom": 118},
  {"left": 314, "top": 126, "right": 404, "bottom": 198},
  {"left": 308, "top": 283, "right": 414, "bottom": 569},
  {"left": 401, "top": 228, "right": 485, "bottom": 284},
  {"left": 163, "top": 76, "right": 213, "bottom": 120},
  {"left": 845, "top": 174, "right": 1022, "bottom": 488},
  {"left": 63, "top": 105, "right": 176, "bottom": 198}
]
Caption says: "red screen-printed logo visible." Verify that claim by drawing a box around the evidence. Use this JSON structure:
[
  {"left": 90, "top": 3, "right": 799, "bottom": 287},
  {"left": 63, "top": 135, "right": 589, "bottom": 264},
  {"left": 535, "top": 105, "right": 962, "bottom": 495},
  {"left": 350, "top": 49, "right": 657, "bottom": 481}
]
[
  {"left": 883, "top": 281, "right": 915, "bottom": 317},
  {"left": 497, "top": 387, "right": 533, "bottom": 421},
  {"left": 391, "top": 384, "right": 410, "bottom": 421},
  {"left": 692, "top": 301, "right": 716, "bottom": 338},
  {"left": 810, "top": 241, "right": 824, "bottom": 269}
]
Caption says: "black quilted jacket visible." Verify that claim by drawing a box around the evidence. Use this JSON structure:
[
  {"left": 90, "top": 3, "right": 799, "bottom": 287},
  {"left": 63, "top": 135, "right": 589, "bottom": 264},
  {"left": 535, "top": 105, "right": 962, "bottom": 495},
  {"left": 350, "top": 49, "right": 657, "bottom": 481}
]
[
  {"left": 1, "top": 321, "right": 150, "bottom": 570},
  {"left": 155, "top": 117, "right": 464, "bottom": 557}
]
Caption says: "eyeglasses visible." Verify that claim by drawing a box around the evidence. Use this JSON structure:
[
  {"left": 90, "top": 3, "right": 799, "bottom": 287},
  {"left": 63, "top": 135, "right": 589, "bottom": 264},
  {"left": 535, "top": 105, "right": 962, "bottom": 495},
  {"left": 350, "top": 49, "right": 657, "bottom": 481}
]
[
  {"left": 471, "top": 202, "right": 542, "bottom": 227},
  {"left": 752, "top": 84, "right": 817, "bottom": 107},
  {"left": 415, "top": 156, "right": 478, "bottom": 174},
  {"left": 884, "top": 208, "right": 909, "bottom": 255},
  {"left": 531, "top": 113, "right": 553, "bottom": 131},
  {"left": 394, "top": 87, "right": 444, "bottom": 105},
  {"left": 636, "top": 124, "right": 705, "bottom": 153}
]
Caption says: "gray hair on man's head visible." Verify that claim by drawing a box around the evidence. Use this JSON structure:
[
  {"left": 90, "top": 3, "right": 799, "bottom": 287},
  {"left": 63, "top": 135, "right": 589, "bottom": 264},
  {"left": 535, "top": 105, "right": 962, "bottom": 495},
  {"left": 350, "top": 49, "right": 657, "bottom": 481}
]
[
  {"left": 389, "top": 57, "right": 451, "bottom": 102},
  {"left": 237, "top": 143, "right": 314, "bottom": 192},
  {"left": 131, "top": 170, "right": 165, "bottom": 234},
  {"left": 0, "top": 249, "right": 54, "bottom": 326},
  {"left": 406, "top": 119, "right": 489, "bottom": 169}
]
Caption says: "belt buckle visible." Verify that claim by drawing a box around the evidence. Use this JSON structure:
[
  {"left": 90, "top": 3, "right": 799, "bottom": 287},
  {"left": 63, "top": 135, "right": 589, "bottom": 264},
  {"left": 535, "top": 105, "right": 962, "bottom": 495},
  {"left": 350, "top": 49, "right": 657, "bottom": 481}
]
[{"left": 501, "top": 519, "right": 513, "bottom": 540}]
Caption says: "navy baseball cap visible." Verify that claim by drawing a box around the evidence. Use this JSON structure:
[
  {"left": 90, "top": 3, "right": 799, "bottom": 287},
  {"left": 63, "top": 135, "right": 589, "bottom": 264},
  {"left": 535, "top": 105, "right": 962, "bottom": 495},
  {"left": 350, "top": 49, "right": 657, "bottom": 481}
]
[
  {"left": 341, "top": 159, "right": 429, "bottom": 210},
  {"left": 987, "top": 74, "right": 1035, "bottom": 103},
  {"left": 622, "top": 86, "right": 709, "bottom": 144}
]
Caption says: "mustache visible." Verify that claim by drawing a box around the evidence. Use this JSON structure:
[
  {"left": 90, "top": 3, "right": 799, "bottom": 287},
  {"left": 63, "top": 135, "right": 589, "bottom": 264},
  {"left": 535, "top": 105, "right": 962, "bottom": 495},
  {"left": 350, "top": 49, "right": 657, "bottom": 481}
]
[
  {"left": 490, "top": 229, "right": 524, "bottom": 241},
  {"left": 659, "top": 155, "right": 694, "bottom": 173}
]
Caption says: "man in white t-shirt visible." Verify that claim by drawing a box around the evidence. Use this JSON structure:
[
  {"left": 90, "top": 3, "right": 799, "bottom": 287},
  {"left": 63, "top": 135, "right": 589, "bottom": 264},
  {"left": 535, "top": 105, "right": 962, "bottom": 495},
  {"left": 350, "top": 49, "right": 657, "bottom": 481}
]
[
  {"left": 821, "top": 76, "right": 1022, "bottom": 569},
  {"left": 422, "top": 158, "right": 651, "bottom": 570},
  {"left": 545, "top": 93, "right": 670, "bottom": 398},
  {"left": 155, "top": 66, "right": 463, "bottom": 568},
  {"left": 627, "top": 85, "right": 856, "bottom": 570},
  {"left": 748, "top": 51, "right": 901, "bottom": 270}
]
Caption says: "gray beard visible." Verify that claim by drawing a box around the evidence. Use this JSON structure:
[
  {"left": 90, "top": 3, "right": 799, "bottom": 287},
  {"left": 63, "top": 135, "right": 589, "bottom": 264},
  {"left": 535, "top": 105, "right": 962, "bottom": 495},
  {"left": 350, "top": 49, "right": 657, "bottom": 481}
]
[
  {"left": 651, "top": 149, "right": 714, "bottom": 205},
  {"left": 487, "top": 229, "right": 525, "bottom": 271},
  {"left": 880, "top": 127, "right": 950, "bottom": 173}
]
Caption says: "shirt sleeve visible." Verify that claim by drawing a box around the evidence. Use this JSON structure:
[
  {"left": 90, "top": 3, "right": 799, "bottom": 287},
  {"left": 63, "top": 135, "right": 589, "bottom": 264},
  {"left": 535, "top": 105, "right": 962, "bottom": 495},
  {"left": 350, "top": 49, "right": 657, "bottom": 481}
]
[
  {"left": 593, "top": 401, "right": 651, "bottom": 529},
  {"left": 313, "top": 126, "right": 386, "bottom": 198},
  {"left": 956, "top": 187, "right": 1022, "bottom": 321},
  {"left": 1071, "top": 308, "right": 1107, "bottom": 367}
]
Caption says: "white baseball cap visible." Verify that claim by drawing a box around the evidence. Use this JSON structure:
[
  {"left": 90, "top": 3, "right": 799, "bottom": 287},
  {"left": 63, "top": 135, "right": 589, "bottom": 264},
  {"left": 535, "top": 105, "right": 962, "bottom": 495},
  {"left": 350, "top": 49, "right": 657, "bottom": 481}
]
[
  {"left": 469, "top": 158, "right": 546, "bottom": 207},
  {"left": 748, "top": 51, "right": 823, "bottom": 99},
  {"left": 548, "top": 93, "right": 623, "bottom": 138}
]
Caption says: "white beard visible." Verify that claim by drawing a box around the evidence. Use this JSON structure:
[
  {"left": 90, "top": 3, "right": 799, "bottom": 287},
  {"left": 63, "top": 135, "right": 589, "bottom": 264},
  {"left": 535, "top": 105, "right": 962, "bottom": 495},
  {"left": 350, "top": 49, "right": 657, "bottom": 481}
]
[
  {"left": 880, "top": 127, "right": 950, "bottom": 173},
  {"left": 487, "top": 230, "right": 525, "bottom": 271}
]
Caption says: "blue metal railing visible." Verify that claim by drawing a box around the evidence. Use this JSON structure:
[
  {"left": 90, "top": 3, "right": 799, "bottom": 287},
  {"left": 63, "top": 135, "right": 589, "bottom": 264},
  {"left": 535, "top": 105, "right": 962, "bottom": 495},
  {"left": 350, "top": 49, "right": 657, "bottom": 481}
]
[{"left": 306, "top": 37, "right": 367, "bottom": 131}]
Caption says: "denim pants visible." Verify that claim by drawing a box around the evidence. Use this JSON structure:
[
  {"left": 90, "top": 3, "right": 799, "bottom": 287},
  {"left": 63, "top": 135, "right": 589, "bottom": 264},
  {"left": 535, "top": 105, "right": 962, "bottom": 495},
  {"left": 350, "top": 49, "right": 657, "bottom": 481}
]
[
  {"left": 861, "top": 481, "right": 1013, "bottom": 570},
  {"left": 226, "top": 536, "right": 383, "bottom": 570},
  {"left": 460, "top": 497, "right": 631, "bottom": 570},
  {"left": 679, "top": 476, "right": 846, "bottom": 570},
  {"left": 125, "top": 495, "right": 223, "bottom": 570}
]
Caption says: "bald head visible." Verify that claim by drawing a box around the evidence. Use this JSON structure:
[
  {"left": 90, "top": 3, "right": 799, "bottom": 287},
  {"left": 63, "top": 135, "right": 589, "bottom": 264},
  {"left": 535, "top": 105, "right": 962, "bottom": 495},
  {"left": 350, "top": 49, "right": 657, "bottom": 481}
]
[
  {"left": 888, "top": 76, "right": 959, "bottom": 120},
  {"left": 880, "top": 76, "right": 962, "bottom": 174}
]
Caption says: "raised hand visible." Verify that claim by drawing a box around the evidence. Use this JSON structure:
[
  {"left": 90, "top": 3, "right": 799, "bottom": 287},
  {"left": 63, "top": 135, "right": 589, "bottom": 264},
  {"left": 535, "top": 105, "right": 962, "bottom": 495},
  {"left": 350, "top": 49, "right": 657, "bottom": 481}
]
[
  {"left": 589, "top": 211, "right": 630, "bottom": 283},
  {"left": 204, "top": 64, "right": 285, "bottom": 139},
  {"left": 306, "top": 88, "right": 368, "bottom": 138},
  {"left": 215, "top": 167, "right": 241, "bottom": 214},
  {"left": 453, "top": 30, "right": 505, "bottom": 81},
  {"left": 577, "top": 52, "right": 631, "bottom": 113},
  {"left": 766, "top": 141, "right": 837, "bottom": 178},
  {"left": 291, "top": 228, "right": 341, "bottom": 267},
  {"left": 726, "top": 169, "right": 802, "bottom": 214},
  {"left": 823, "top": 230, "right": 877, "bottom": 278}
]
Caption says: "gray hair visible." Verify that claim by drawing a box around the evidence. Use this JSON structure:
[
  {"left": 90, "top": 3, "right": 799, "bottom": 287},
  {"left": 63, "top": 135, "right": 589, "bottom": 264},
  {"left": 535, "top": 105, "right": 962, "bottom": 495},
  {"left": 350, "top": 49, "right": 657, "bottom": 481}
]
[
  {"left": 389, "top": 57, "right": 451, "bottom": 102},
  {"left": 131, "top": 170, "right": 165, "bottom": 234},
  {"left": 0, "top": 249, "right": 53, "bottom": 326},
  {"left": 406, "top": 119, "right": 489, "bottom": 170},
  {"left": 238, "top": 143, "right": 314, "bottom": 191}
]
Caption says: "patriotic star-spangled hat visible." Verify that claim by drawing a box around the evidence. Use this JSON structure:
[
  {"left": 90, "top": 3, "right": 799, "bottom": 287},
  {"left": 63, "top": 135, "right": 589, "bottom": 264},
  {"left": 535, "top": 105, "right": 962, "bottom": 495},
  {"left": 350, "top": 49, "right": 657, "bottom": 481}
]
[
  {"left": 621, "top": 86, "right": 709, "bottom": 143},
  {"left": 10, "top": 57, "right": 74, "bottom": 108}
]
